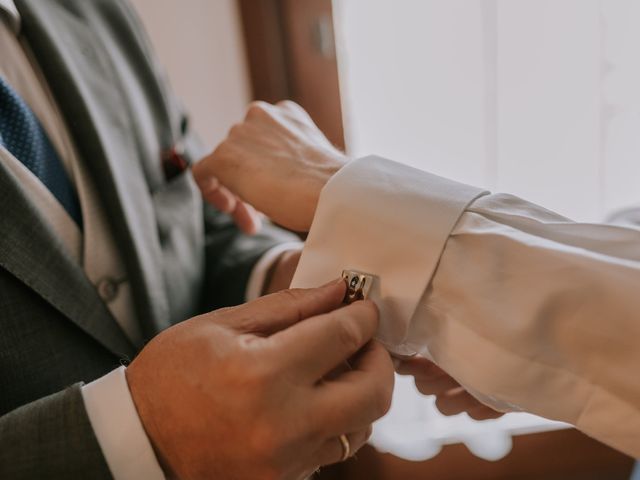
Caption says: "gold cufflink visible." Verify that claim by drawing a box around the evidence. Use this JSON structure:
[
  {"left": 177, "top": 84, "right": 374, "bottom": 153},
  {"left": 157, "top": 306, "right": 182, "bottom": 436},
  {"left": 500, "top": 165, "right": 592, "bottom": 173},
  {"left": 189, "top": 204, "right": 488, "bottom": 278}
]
[{"left": 341, "top": 270, "right": 374, "bottom": 304}]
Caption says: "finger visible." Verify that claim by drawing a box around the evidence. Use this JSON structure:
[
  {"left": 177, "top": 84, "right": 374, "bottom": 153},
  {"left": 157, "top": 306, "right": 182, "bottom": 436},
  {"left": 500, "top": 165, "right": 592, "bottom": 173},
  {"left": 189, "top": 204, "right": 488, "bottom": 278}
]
[
  {"left": 313, "top": 341, "right": 394, "bottom": 436},
  {"left": 276, "top": 100, "right": 315, "bottom": 124},
  {"left": 231, "top": 198, "right": 262, "bottom": 235},
  {"left": 467, "top": 406, "right": 505, "bottom": 421},
  {"left": 399, "top": 357, "right": 461, "bottom": 395},
  {"left": 276, "top": 99, "right": 301, "bottom": 111},
  {"left": 314, "top": 426, "right": 372, "bottom": 467},
  {"left": 269, "top": 300, "right": 379, "bottom": 381},
  {"left": 191, "top": 159, "right": 220, "bottom": 193},
  {"left": 215, "top": 280, "right": 346, "bottom": 335},
  {"left": 192, "top": 150, "right": 240, "bottom": 196},
  {"left": 193, "top": 167, "right": 262, "bottom": 234},
  {"left": 191, "top": 158, "right": 208, "bottom": 187},
  {"left": 396, "top": 356, "right": 446, "bottom": 378},
  {"left": 198, "top": 176, "right": 237, "bottom": 213},
  {"left": 245, "top": 100, "right": 274, "bottom": 120},
  {"left": 414, "top": 374, "right": 461, "bottom": 396},
  {"left": 435, "top": 389, "right": 485, "bottom": 417}
]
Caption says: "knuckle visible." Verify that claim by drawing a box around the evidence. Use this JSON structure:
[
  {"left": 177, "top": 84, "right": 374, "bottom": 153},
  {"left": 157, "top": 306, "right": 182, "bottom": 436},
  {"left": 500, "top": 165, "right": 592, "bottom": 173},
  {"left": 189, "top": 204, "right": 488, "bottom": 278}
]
[
  {"left": 354, "top": 433, "right": 369, "bottom": 452},
  {"left": 228, "top": 123, "right": 244, "bottom": 137},
  {"left": 277, "top": 99, "right": 297, "bottom": 111},
  {"left": 279, "top": 100, "right": 306, "bottom": 116},
  {"left": 348, "top": 431, "right": 368, "bottom": 455},
  {"left": 335, "top": 317, "right": 364, "bottom": 353},
  {"left": 364, "top": 425, "right": 374, "bottom": 442},
  {"left": 421, "top": 362, "right": 442, "bottom": 380},
  {"left": 272, "top": 288, "right": 307, "bottom": 321},
  {"left": 275, "top": 288, "right": 301, "bottom": 306},
  {"left": 434, "top": 396, "right": 455, "bottom": 416},
  {"left": 373, "top": 381, "right": 393, "bottom": 417},
  {"left": 468, "top": 410, "right": 485, "bottom": 421},
  {"left": 246, "top": 101, "right": 271, "bottom": 118},
  {"left": 355, "top": 301, "right": 379, "bottom": 328},
  {"left": 277, "top": 287, "right": 304, "bottom": 302},
  {"left": 362, "top": 299, "right": 380, "bottom": 317},
  {"left": 354, "top": 376, "right": 392, "bottom": 420},
  {"left": 414, "top": 377, "right": 433, "bottom": 395}
]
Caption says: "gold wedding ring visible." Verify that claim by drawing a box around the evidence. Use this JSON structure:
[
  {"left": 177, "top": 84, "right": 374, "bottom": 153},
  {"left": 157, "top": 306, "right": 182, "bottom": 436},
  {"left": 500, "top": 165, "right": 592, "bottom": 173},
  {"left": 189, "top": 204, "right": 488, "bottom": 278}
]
[
  {"left": 338, "top": 433, "right": 351, "bottom": 462},
  {"left": 337, "top": 271, "right": 371, "bottom": 464},
  {"left": 341, "top": 270, "right": 374, "bottom": 304}
]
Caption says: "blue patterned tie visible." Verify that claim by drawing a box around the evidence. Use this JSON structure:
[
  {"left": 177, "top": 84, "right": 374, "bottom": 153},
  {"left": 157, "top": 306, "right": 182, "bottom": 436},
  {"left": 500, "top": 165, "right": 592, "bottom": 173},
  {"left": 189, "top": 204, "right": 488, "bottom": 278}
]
[{"left": 0, "top": 76, "right": 82, "bottom": 227}]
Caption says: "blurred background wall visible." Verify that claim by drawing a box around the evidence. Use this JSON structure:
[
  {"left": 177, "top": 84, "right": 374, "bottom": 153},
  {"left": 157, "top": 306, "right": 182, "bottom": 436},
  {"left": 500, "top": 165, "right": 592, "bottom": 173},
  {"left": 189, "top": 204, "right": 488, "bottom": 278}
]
[{"left": 129, "top": 0, "right": 251, "bottom": 152}]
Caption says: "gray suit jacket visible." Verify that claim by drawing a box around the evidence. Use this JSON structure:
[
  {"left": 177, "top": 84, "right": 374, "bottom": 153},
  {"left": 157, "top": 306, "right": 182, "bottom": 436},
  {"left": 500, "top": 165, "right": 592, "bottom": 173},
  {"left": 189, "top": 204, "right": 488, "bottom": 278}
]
[{"left": 0, "top": 0, "right": 294, "bottom": 477}]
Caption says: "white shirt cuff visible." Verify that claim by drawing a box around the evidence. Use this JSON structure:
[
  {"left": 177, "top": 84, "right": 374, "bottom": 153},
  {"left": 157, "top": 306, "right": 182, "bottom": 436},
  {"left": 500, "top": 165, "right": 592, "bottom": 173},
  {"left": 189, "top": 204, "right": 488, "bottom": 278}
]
[
  {"left": 290, "top": 155, "right": 488, "bottom": 356},
  {"left": 245, "top": 242, "right": 304, "bottom": 302},
  {"left": 81, "top": 367, "right": 165, "bottom": 480},
  {"left": 81, "top": 243, "right": 303, "bottom": 480}
]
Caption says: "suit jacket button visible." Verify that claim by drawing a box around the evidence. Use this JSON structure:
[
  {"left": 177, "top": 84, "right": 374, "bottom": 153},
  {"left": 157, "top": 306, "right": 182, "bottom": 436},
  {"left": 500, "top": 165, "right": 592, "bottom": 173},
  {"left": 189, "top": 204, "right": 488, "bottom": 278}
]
[{"left": 97, "top": 278, "right": 119, "bottom": 303}]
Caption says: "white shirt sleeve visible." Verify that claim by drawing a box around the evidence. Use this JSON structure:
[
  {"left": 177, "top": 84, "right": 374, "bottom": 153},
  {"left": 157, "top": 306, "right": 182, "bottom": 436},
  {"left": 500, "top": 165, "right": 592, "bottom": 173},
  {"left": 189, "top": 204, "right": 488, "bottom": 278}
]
[
  {"left": 291, "top": 155, "right": 640, "bottom": 459},
  {"left": 245, "top": 242, "right": 304, "bottom": 302},
  {"left": 81, "top": 367, "right": 165, "bottom": 480},
  {"left": 80, "top": 243, "right": 302, "bottom": 480}
]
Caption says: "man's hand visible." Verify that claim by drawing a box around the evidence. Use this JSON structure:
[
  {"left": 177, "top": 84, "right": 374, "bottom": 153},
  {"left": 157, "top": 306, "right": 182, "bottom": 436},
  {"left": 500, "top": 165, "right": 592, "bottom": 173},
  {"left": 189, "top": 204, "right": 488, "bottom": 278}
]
[
  {"left": 193, "top": 101, "right": 348, "bottom": 232},
  {"left": 396, "top": 356, "right": 503, "bottom": 421},
  {"left": 126, "top": 280, "right": 394, "bottom": 480}
]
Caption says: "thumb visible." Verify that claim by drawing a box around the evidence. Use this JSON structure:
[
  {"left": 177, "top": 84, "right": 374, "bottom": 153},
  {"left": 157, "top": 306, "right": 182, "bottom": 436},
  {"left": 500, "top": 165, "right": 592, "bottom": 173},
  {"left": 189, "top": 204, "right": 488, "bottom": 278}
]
[{"left": 219, "top": 279, "right": 347, "bottom": 335}]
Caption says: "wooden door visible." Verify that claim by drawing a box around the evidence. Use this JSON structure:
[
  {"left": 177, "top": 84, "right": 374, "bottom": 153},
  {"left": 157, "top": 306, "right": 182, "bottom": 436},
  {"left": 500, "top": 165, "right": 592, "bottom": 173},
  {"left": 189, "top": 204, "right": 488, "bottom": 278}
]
[{"left": 238, "top": 0, "right": 344, "bottom": 148}]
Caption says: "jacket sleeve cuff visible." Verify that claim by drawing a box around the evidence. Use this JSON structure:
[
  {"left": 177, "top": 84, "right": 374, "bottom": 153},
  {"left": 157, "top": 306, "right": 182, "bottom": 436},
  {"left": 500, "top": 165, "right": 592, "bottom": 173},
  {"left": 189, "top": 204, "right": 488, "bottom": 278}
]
[
  {"left": 291, "top": 156, "right": 488, "bottom": 355},
  {"left": 81, "top": 367, "right": 165, "bottom": 480}
]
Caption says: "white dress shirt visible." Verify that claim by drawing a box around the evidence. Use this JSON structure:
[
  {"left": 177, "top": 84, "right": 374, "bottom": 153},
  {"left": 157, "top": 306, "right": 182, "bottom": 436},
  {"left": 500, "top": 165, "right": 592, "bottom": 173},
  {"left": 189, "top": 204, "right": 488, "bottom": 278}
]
[
  {"left": 0, "top": 3, "right": 293, "bottom": 478},
  {"left": 293, "top": 155, "right": 640, "bottom": 459}
]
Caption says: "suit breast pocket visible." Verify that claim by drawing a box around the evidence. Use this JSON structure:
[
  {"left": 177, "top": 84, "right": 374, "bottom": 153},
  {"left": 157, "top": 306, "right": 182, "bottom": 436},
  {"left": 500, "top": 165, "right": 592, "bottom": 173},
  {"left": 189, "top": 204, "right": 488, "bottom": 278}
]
[{"left": 151, "top": 171, "right": 205, "bottom": 322}]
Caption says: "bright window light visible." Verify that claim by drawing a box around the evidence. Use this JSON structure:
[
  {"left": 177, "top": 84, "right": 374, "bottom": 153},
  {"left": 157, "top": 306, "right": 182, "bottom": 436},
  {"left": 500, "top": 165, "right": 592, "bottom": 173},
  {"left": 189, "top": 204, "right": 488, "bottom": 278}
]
[{"left": 334, "top": 0, "right": 640, "bottom": 460}]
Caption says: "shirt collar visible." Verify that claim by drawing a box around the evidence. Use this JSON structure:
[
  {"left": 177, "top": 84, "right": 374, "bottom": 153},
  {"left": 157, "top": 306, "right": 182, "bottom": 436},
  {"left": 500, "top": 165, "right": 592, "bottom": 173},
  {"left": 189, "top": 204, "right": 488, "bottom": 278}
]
[{"left": 0, "top": 0, "right": 20, "bottom": 34}]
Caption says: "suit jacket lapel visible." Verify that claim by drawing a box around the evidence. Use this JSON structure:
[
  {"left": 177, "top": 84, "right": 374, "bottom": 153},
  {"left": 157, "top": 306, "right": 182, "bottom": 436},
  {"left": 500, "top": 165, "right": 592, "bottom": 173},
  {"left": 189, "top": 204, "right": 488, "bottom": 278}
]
[
  {"left": 16, "top": 0, "right": 171, "bottom": 339},
  {"left": 0, "top": 159, "right": 136, "bottom": 358}
]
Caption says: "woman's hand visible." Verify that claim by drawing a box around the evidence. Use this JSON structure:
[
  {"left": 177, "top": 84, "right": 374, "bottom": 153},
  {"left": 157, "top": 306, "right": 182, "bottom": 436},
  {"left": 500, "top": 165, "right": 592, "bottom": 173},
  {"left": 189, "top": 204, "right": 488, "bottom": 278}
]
[
  {"left": 193, "top": 101, "right": 348, "bottom": 232},
  {"left": 396, "top": 356, "right": 504, "bottom": 421}
]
